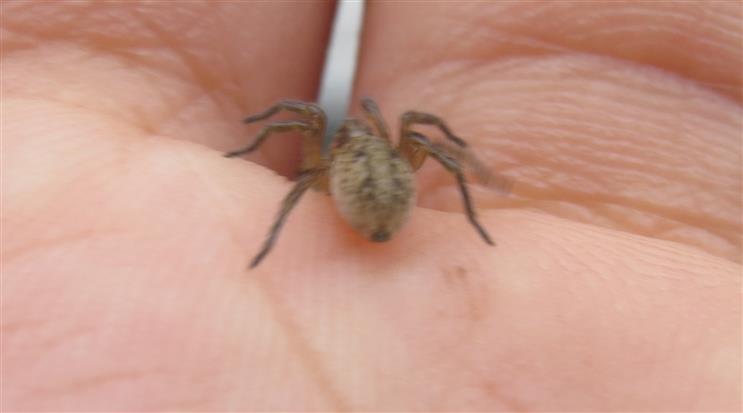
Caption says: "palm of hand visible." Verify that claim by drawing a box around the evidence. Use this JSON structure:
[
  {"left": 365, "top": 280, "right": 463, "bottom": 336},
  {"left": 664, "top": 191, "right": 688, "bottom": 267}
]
[{"left": 2, "top": 2, "right": 740, "bottom": 410}]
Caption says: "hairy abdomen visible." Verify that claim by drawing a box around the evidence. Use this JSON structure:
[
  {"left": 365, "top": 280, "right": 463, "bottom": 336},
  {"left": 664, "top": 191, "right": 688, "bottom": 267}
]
[{"left": 330, "top": 134, "right": 415, "bottom": 242}]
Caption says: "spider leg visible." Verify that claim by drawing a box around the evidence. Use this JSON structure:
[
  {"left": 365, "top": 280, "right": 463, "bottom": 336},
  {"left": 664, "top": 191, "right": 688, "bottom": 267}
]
[
  {"left": 360, "top": 97, "right": 390, "bottom": 140},
  {"left": 401, "top": 110, "right": 467, "bottom": 147},
  {"left": 249, "top": 168, "right": 326, "bottom": 268},
  {"left": 402, "top": 132, "right": 495, "bottom": 246},
  {"left": 429, "top": 140, "right": 515, "bottom": 196},
  {"left": 224, "top": 121, "right": 312, "bottom": 158},
  {"left": 226, "top": 100, "right": 327, "bottom": 161},
  {"left": 243, "top": 100, "right": 325, "bottom": 126}
]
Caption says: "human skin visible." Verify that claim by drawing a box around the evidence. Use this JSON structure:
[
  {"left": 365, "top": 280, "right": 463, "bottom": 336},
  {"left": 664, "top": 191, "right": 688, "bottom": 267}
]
[{"left": 1, "top": 1, "right": 740, "bottom": 411}]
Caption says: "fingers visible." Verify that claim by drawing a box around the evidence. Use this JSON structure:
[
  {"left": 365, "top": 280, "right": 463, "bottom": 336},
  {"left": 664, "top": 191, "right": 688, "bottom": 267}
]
[
  {"left": 1, "top": 1, "right": 334, "bottom": 176},
  {"left": 355, "top": 2, "right": 741, "bottom": 262},
  {"left": 358, "top": 2, "right": 742, "bottom": 101}
]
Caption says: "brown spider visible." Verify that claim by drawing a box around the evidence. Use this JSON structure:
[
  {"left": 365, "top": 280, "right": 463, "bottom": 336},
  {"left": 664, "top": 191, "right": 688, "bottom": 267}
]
[{"left": 225, "top": 98, "right": 510, "bottom": 268}]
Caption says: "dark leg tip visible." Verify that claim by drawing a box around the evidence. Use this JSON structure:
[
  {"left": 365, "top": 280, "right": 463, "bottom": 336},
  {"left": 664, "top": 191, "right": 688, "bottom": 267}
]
[
  {"left": 452, "top": 135, "right": 467, "bottom": 147},
  {"left": 224, "top": 146, "right": 258, "bottom": 158},
  {"left": 361, "top": 97, "right": 378, "bottom": 110},
  {"left": 249, "top": 255, "right": 264, "bottom": 269},
  {"left": 481, "top": 230, "right": 495, "bottom": 246}
]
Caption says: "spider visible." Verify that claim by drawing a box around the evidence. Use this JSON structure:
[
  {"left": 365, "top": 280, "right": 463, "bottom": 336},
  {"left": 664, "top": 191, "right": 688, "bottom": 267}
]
[{"left": 225, "top": 98, "right": 511, "bottom": 268}]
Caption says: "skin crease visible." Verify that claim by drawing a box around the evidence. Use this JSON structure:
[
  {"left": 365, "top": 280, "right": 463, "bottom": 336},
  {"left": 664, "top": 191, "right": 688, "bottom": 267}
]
[{"left": 1, "top": 1, "right": 740, "bottom": 411}]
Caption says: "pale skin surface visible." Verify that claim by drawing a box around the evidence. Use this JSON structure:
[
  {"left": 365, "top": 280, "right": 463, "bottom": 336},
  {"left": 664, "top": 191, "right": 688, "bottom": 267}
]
[{"left": 1, "top": 1, "right": 741, "bottom": 411}]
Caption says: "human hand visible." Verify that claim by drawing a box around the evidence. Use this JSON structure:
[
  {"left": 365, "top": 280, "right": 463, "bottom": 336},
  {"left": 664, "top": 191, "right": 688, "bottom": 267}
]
[{"left": 2, "top": 2, "right": 740, "bottom": 410}]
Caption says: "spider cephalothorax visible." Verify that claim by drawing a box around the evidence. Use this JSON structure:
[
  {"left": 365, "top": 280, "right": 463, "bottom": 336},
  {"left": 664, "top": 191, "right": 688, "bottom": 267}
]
[{"left": 225, "top": 98, "right": 509, "bottom": 268}]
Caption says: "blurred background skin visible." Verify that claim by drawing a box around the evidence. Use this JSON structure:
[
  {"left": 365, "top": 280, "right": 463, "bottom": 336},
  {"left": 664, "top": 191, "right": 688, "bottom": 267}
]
[{"left": 1, "top": 1, "right": 740, "bottom": 411}]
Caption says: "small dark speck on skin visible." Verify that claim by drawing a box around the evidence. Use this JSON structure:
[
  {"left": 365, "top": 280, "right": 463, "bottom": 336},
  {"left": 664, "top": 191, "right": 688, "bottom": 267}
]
[
  {"left": 442, "top": 265, "right": 490, "bottom": 321},
  {"left": 444, "top": 265, "right": 469, "bottom": 285},
  {"left": 354, "top": 150, "right": 365, "bottom": 160}
]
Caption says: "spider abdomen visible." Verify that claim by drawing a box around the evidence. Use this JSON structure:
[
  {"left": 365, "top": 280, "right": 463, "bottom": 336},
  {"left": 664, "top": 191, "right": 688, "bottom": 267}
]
[{"left": 330, "top": 133, "right": 416, "bottom": 242}]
